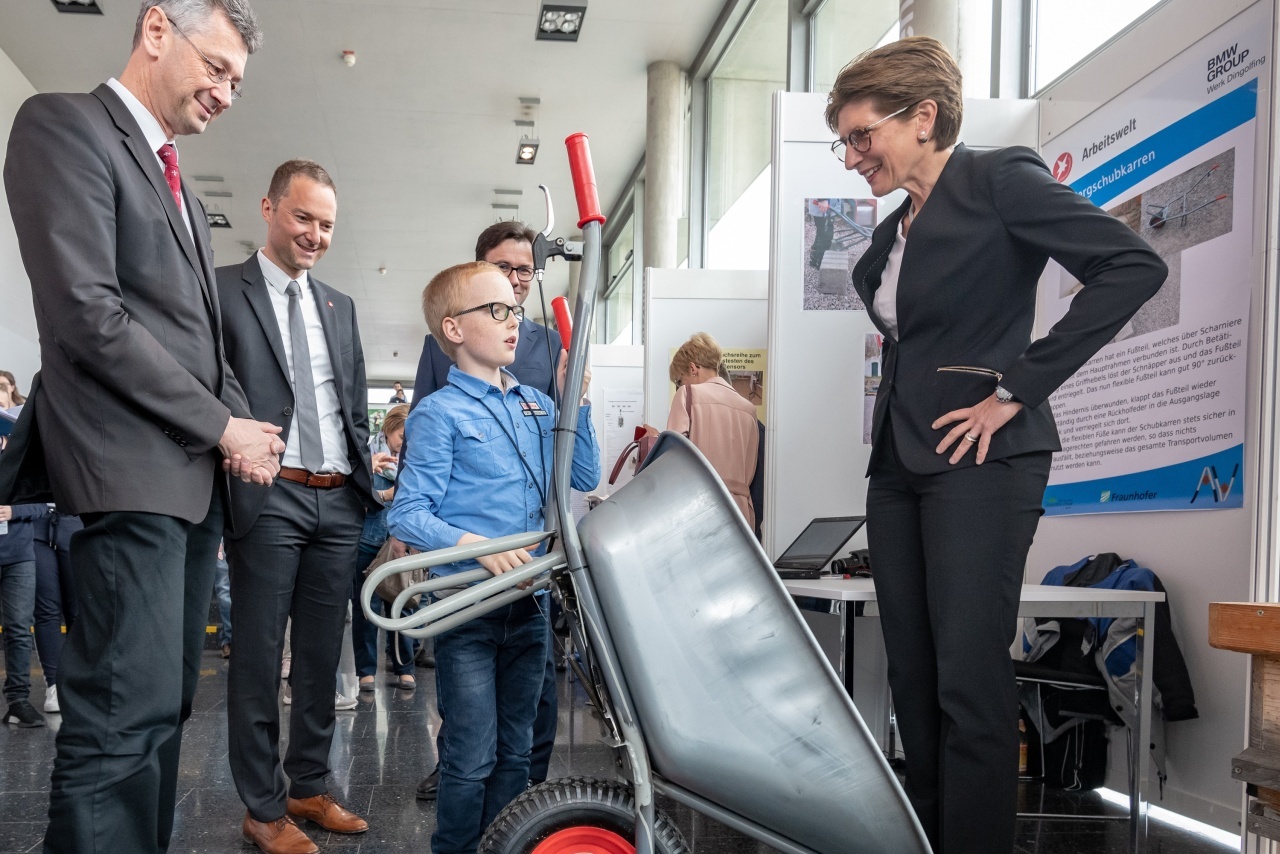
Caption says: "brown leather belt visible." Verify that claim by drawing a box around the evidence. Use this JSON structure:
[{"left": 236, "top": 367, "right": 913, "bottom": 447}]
[{"left": 278, "top": 467, "right": 347, "bottom": 489}]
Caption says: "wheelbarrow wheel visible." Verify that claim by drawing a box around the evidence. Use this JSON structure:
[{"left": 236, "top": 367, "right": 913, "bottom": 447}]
[{"left": 479, "top": 777, "right": 689, "bottom": 854}]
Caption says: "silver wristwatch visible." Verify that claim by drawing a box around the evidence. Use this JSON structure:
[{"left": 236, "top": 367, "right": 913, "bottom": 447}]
[{"left": 995, "top": 385, "right": 1016, "bottom": 404}]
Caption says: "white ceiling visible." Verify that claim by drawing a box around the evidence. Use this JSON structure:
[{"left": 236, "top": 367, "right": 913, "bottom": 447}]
[{"left": 0, "top": 0, "right": 726, "bottom": 382}]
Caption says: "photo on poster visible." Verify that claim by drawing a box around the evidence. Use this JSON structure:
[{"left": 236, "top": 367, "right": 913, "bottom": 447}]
[
  {"left": 1058, "top": 150, "right": 1235, "bottom": 344},
  {"left": 863, "top": 333, "right": 883, "bottom": 444},
  {"left": 802, "top": 198, "right": 875, "bottom": 311},
  {"left": 368, "top": 404, "right": 391, "bottom": 435}
]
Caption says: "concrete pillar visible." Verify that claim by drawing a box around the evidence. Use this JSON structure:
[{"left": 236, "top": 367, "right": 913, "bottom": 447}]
[
  {"left": 643, "top": 60, "right": 685, "bottom": 272},
  {"left": 899, "top": 0, "right": 992, "bottom": 97}
]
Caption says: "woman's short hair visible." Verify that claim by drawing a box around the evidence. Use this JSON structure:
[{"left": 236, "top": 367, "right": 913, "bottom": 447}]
[
  {"left": 382, "top": 404, "right": 409, "bottom": 438},
  {"left": 824, "top": 36, "right": 963, "bottom": 150},
  {"left": 422, "top": 261, "right": 501, "bottom": 360},
  {"left": 669, "top": 332, "right": 723, "bottom": 385}
]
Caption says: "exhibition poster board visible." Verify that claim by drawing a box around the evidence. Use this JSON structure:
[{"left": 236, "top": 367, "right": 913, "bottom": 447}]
[{"left": 1036, "top": 2, "right": 1268, "bottom": 515}]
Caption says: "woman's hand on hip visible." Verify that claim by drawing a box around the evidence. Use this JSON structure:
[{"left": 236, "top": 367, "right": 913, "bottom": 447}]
[{"left": 932, "top": 394, "right": 1024, "bottom": 465}]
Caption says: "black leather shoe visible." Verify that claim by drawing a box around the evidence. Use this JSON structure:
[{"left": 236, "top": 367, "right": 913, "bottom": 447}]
[{"left": 415, "top": 768, "right": 440, "bottom": 801}]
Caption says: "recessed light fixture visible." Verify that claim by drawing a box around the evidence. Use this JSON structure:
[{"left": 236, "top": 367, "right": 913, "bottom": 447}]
[
  {"left": 536, "top": 4, "right": 586, "bottom": 41},
  {"left": 50, "top": 0, "right": 103, "bottom": 14},
  {"left": 207, "top": 212, "right": 232, "bottom": 228},
  {"left": 515, "top": 117, "right": 539, "bottom": 165}
]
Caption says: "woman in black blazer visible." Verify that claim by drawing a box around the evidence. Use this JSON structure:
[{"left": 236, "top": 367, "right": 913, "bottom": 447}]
[{"left": 828, "top": 38, "right": 1166, "bottom": 853}]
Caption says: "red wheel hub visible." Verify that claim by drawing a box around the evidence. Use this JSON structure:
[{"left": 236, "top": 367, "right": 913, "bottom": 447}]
[{"left": 531, "top": 826, "right": 635, "bottom": 854}]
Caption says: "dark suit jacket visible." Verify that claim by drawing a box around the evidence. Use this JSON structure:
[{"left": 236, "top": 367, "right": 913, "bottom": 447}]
[
  {"left": 1, "top": 84, "right": 250, "bottom": 522},
  {"left": 410, "top": 318, "right": 563, "bottom": 410},
  {"left": 215, "top": 253, "right": 375, "bottom": 537},
  {"left": 852, "top": 144, "right": 1167, "bottom": 475}
]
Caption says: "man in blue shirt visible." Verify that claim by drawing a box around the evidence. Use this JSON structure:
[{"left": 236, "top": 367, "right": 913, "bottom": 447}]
[{"left": 389, "top": 261, "right": 599, "bottom": 854}]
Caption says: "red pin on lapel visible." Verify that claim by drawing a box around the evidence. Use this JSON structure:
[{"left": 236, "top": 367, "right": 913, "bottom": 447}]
[{"left": 327, "top": 300, "right": 334, "bottom": 308}]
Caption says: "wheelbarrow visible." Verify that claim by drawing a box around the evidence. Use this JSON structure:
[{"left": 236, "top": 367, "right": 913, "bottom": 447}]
[{"left": 363, "top": 134, "right": 930, "bottom": 854}]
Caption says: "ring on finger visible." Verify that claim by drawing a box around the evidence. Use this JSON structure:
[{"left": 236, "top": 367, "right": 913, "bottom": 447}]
[{"left": 963, "top": 433, "right": 979, "bottom": 443}]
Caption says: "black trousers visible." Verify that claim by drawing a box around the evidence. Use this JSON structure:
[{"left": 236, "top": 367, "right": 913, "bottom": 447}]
[
  {"left": 867, "top": 436, "right": 1050, "bottom": 854},
  {"left": 44, "top": 490, "right": 223, "bottom": 854},
  {"left": 225, "top": 479, "right": 363, "bottom": 822}
]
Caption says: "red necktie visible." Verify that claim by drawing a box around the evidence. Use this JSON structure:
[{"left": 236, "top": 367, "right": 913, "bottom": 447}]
[{"left": 157, "top": 143, "right": 182, "bottom": 210}]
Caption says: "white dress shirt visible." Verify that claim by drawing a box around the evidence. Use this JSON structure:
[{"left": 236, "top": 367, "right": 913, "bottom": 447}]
[
  {"left": 874, "top": 216, "right": 907, "bottom": 341},
  {"left": 105, "top": 78, "right": 191, "bottom": 236},
  {"left": 257, "top": 250, "right": 352, "bottom": 474}
]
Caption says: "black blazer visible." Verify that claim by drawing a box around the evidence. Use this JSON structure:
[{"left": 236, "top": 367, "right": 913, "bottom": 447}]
[
  {"left": 410, "top": 318, "right": 563, "bottom": 408},
  {"left": 1, "top": 84, "right": 250, "bottom": 521},
  {"left": 215, "top": 254, "right": 376, "bottom": 537},
  {"left": 852, "top": 144, "right": 1167, "bottom": 475}
]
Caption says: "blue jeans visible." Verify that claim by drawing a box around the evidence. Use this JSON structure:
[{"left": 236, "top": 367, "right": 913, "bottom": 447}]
[
  {"left": 214, "top": 554, "right": 232, "bottom": 647},
  {"left": 1, "top": 560, "right": 36, "bottom": 703},
  {"left": 433, "top": 597, "right": 547, "bottom": 854},
  {"left": 351, "top": 543, "right": 417, "bottom": 678}
]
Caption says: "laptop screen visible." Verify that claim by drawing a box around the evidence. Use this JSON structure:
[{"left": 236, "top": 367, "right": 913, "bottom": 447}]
[{"left": 774, "top": 517, "right": 866, "bottom": 570}]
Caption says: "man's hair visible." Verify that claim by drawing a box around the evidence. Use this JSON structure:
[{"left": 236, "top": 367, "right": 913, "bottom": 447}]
[
  {"left": 382, "top": 404, "right": 409, "bottom": 438},
  {"left": 393, "top": 381, "right": 402, "bottom": 389},
  {"left": 474, "top": 220, "right": 537, "bottom": 262},
  {"left": 423, "top": 262, "right": 502, "bottom": 361},
  {"left": 824, "top": 35, "right": 963, "bottom": 150},
  {"left": 134, "top": 0, "right": 263, "bottom": 54},
  {"left": 669, "top": 332, "right": 723, "bottom": 385},
  {"left": 267, "top": 159, "right": 336, "bottom": 206}
]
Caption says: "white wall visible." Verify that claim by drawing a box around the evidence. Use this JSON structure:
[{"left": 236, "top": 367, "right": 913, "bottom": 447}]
[
  {"left": 1030, "top": 0, "right": 1265, "bottom": 834},
  {"left": 0, "top": 47, "right": 38, "bottom": 392}
]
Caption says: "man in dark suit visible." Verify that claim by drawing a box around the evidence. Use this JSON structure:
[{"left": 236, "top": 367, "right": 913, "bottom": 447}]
[
  {"left": 410, "top": 220, "right": 564, "bottom": 801},
  {"left": 1, "top": 4, "right": 281, "bottom": 853},
  {"left": 216, "top": 159, "right": 375, "bottom": 854}
]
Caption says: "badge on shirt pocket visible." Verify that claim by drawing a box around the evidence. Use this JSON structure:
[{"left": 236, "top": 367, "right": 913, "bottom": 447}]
[{"left": 520, "top": 401, "right": 548, "bottom": 417}]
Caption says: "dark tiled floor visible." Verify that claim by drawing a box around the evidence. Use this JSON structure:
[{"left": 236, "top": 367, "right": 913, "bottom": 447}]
[{"left": 1, "top": 639, "right": 1236, "bottom": 854}]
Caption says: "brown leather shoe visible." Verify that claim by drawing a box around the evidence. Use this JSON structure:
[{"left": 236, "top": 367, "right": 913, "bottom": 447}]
[
  {"left": 286, "top": 792, "right": 370, "bottom": 834},
  {"left": 241, "top": 814, "right": 318, "bottom": 854}
]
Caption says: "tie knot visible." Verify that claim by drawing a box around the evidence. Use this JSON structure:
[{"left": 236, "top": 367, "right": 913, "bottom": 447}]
[
  {"left": 286, "top": 280, "right": 301, "bottom": 297},
  {"left": 157, "top": 143, "right": 177, "bottom": 165}
]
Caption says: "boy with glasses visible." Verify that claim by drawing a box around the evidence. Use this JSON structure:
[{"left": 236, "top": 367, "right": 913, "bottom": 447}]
[{"left": 389, "top": 261, "right": 599, "bottom": 854}]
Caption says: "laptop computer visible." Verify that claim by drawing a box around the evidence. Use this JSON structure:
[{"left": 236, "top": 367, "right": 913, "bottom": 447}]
[{"left": 773, "top": 516, "right": 867, "bottom": 580}]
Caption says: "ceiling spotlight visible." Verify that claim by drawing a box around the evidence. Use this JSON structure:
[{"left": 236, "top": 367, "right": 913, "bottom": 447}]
[
  {"left": 206, "top": 212, "right": 232, "bottom": 229},
  {"left": 341, "top": 50, "right": 356, "bottom": 68},
  {"left": 50, "top": 0, "right": 103, "bottom": 13},
  {"left": 516, "top": 140, "right": 540, "bottom": 165},
  {"left": 536, "top": 4, "right": 586, "bottom": 42}
]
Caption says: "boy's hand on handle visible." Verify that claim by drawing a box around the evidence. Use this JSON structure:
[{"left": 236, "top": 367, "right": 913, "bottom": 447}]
[
  {"left": 457, "top": 532, "right": 536, "bottom": 589},
  {"left": 554, "top": 350, "right": 591, "bottom": 402}
]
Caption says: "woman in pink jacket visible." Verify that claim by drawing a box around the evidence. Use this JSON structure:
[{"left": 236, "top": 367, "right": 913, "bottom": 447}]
[{"left": 666, "top": 333, "right": 760, "bottom": 527}]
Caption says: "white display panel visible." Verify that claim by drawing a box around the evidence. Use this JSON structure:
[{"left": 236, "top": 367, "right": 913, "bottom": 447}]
[{"left": 642, "top": 268, "right": 769, "bottom": 431}]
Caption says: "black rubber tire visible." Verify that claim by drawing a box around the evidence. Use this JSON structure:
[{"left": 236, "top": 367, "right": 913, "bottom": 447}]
[{"left": 478, "top": 777, "right": 689, "bottom": 854}]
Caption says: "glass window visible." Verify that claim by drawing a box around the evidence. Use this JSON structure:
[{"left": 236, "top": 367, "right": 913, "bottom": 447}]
[
  {"left": 812, "top": 0, "right": 900, "bottom": 93},
  {"left": 598, "top": 210, "right": 635, "bottom": 344},
  {"left": 1033, "top": 0, "right": 1165, "bottom": 92},
  {"left": 705, "top": 0, "right": 787, "bottom": 270}
]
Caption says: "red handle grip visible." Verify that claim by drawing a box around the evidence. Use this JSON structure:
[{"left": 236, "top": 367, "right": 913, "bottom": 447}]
[
  {"left": 565, "top": 132, "right": 607, "bottom": 229},
  {"left": 551, "top": 296, "right": 572, "bottom": 350}
]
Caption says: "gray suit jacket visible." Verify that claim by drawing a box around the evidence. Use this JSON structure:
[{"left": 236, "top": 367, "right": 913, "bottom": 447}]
[
  {"left": 1, "top": 83, "right": 250, "bottom": 522},
  {"left": 215, "top": 253, "right": 376, "bottom": 538}
]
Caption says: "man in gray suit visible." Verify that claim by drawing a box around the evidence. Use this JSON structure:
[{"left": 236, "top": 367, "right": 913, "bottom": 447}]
[
  {"left": 216, "top": 160, "right": 375, "bottom": 854},
  {"left": 1, "top": 3, "right": 278, "bottom": 853}
]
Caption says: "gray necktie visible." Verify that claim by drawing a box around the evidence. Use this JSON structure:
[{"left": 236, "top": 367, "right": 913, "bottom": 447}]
[{"left": 285, "top": 280, "right": 324, "bottom": 472}]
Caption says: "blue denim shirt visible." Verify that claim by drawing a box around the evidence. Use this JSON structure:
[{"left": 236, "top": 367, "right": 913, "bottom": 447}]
[
  {"left": 388, "top": 366, "right": 600, "bottom": 578},
  {"left": 360, "top": 430, "right": 399, "bottom": 549}
]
